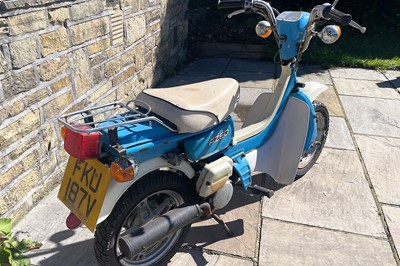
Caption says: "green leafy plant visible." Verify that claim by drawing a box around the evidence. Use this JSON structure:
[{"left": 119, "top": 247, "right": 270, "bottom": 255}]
[{"left": 0, "top": 218, "right": 42, "bottom": 266}]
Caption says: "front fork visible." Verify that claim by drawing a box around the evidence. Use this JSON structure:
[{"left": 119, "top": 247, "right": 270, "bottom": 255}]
[{"left": 305, "top": 103, "right": 318, "bottom": 153}]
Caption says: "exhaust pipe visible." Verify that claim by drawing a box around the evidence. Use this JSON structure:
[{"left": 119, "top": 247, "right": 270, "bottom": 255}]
[{"left": 118, "top": 203, "right": 208, "bottom": 259}]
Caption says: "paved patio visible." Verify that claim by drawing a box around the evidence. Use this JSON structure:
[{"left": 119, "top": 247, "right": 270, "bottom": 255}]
[{"left": 14, "top": 58, "right": 400, "bottom": 265}]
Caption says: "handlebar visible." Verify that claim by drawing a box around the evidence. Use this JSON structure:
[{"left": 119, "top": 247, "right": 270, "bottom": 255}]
[
  {"left": 349, "top": 20, "right": 366, "bottom": 33},
  {"left": 322, "top": 5, "right": 352, "bottom": 26},
  {"left": 319, "top": 4, "right": 366, "bottom": 33},
  {"left": 217, "top": 0, "right": 366, "bottom": 55}
]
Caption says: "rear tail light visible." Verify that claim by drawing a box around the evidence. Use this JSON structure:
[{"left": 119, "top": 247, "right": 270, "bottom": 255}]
[{"left": 62, "top": 125, "right": 101, "bottom": 160}]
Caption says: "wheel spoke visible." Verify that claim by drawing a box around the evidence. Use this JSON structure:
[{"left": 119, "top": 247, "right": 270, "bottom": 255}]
[
  {"left": 136, "top": 200, "right": 153, "bottom": 225},
  {"left": 152, "top": 197, "right": 175, "bottom": 216}
]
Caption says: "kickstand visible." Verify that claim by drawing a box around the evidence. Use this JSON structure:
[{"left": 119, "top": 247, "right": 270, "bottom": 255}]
[{"left": 212, "top": 213, "right": 234, "bottom": 238}]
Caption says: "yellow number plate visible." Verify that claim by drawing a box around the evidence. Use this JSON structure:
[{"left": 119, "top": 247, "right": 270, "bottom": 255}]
[{"left": 58, "top": 157, "right": 111, "bottom": 232}]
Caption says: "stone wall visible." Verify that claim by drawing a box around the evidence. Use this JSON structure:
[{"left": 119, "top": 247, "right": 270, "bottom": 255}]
[{"left": 0, "top": 0, "right": 188, "bottom": 221}]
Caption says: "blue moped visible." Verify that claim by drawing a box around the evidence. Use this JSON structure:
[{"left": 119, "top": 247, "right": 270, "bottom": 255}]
[{"left": 57, "top": 0, "right": 366, "bottom": 264}]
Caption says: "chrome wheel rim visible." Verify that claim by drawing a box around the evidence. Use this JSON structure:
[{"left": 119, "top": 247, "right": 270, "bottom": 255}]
[{"left": 117, "top": 190, "right": 184, "bottom": 265}]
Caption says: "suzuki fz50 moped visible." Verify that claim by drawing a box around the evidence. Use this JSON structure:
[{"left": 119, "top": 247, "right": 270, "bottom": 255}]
[{"left": 57, "top": 0, "right": 366, "bottom": 264}]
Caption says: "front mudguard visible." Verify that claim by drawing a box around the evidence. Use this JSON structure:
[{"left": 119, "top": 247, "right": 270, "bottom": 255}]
[
  {"left": 300, "top": 81, "right": 328, "bottom": 102},
  {"left": 97, "top": 157, "right": 195, "bottom": 224}
]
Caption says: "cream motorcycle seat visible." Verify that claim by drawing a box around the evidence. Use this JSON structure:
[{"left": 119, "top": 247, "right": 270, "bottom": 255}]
[{"left": 136, "top": 78, "right": 240, "bottom": 133}]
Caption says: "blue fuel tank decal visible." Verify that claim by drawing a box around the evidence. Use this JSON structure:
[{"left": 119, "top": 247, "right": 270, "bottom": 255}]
[{"left": 184, "top": 116, "right": 234, "bottom": 161}]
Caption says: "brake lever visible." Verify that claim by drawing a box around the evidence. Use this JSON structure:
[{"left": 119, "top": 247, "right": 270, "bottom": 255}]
[
  {"left": 349, "top": 20, "right": 366, "bottom": 33},
  {"left": 227, "top": 9, "right": 246, "bottom": 18}
]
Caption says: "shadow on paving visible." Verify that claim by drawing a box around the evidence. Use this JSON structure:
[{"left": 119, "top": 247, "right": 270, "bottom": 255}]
[
  {"left": 23, "top": 230, "right": 96, "bottom": 266},
  {"left": 377, "top": 79, "right": 399, "bottom": 89},
  {"left": 184, "top": 174, "right": 286, "bottom": 248}
]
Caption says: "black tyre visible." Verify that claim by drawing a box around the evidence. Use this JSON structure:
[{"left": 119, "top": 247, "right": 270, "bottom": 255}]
[
  {"left": 94, "top": 171, "right": 195, "bottom": 266},
  {"left": 296, "top": 101, "right": 329, "bottom": 178}
]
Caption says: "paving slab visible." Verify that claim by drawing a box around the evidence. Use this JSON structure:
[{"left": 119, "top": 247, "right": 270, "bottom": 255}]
[
  {"left": 333, "top": 77, "right": 400, "bottom": 99},
  {"left": 315, "top": 85, "right": 344, "bottom": 117},
  {"left": 355, "top": 135, "right": 400, "bottom": 205},
  {"left": 330, "top": 68, "right": 387, "bottom": 81},
  {"left": 238, "top": 87, "right": 272, "bottom": 106},
  {"left": 231, "top": 111, "right": 244, "bottom": 130},
  {"left": 170, "top": 246, "right": 253, "bottom": 266},
  {"left": 222, "top": 71, "right": 275, "bottom": 89},
  {"left": 185, "top": 188, "right": 261, "bottom": 258},
  {"left": 234, "top": 87, "right": 273, "bottom": 122},
  {"left": 325, "top": 117, "right": 355, "bottom": 150},
  {"left": 340, "top": 96, "right": 400, "bottom": 138},
  {"left": 226, "top": 58, "right": 276, "bottom": 73},
  {"left": 13, "top": 188, "right": 96, "bottom": 266},
  {"left": 262, "top": 148, "right": 385, "bottom": 237},
  {"left": 297, "top": 65, "right": 333, "bottom": 85},
  {"left": 177, "top": 58, "right": 230, "bottom": 77},
  {"left": 157, "top": 75, "right": 216, "bottom": 88},
  {"left": 259, "top": 219, "right": 396, "bottom": 266},
  {"left": 382, "top": 205, "right": 400, "bottom": 254}
]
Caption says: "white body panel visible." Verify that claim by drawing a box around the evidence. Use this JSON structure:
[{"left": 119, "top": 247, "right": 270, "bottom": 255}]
[
  {"left": 245, "top": 96, "right": 310, "bottom": 185},
  {"left": 300, "top": 81, "right": 328, "bottom": 102},
  {"left": 97, "top": 157, "right": 195, "bottom": 223}
]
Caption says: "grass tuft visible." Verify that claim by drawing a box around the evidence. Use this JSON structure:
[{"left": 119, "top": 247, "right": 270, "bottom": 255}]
[{"left": 301, "top": 29, "right": 400, "bottom": 70}]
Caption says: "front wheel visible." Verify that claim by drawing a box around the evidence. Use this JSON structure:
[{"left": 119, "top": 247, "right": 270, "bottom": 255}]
[
  {"left": 296, "top": 101, "right": 329, "bottom": 178},
  {"left": 94, "top": 171, "right": 195, "bottom": 266}
]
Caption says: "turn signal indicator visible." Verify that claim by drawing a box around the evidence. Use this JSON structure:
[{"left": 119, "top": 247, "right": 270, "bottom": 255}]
[{"left": 110, "top": 157, "right": 138, "bottom": 182}]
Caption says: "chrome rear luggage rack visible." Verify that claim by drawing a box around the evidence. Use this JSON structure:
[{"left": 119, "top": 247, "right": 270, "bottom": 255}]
[{"left": 58, "top": 100, "right": 178, "bottom": 134}]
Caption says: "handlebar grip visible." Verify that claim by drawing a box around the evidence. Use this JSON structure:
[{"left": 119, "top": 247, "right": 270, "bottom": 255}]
[
  {"left": 322, "top": 6, "right": 352, "bottom": 26},
  {"left": 217, "top": 0, "right": 244, "bottom": 9}
]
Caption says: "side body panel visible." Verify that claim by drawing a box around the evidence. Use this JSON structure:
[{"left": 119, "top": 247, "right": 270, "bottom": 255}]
[
  {"left": 299, "top": 81, "right": 328, "bottom": 151},
  {"left": 245, "top": 96, "right": 310, "bottom": 185},
  {"left": 184, "top": 116, "right": 234, "bottom": 161}
]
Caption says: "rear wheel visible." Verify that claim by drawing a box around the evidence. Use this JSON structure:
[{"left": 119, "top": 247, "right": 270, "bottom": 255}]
[
  {"left": 94, "top": 171, "right": 195, "bottom": 266},
  {"left": 296, "top": 101, "right": 329, "bottom": 178}
]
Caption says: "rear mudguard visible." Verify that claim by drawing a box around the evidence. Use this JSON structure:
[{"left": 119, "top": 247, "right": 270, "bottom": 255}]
[{"left": 97, "top": 157, "right": 195, "bottom": 224}]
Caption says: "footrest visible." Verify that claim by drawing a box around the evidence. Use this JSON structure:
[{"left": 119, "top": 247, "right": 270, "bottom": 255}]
[{"left": 249, "top": 185, "right": 274, "bottom": 198}]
